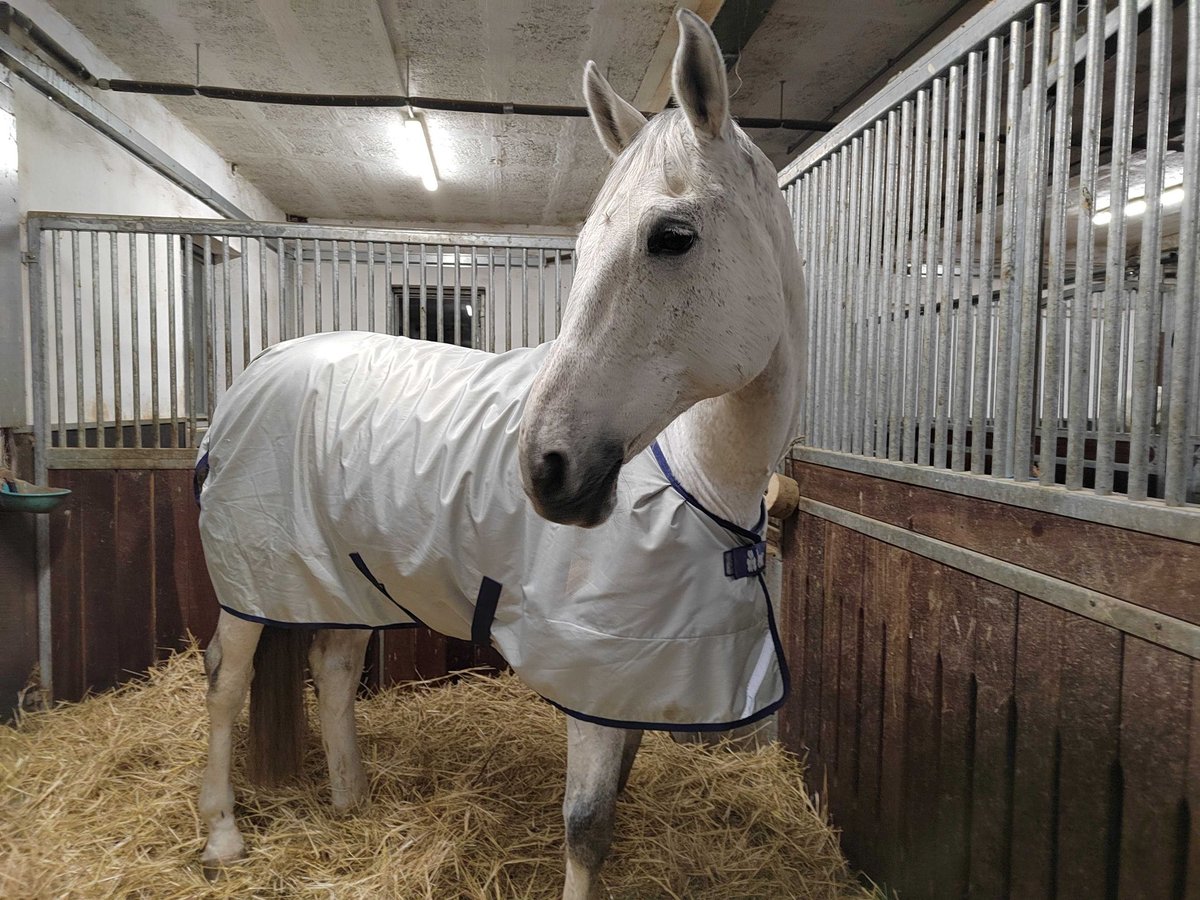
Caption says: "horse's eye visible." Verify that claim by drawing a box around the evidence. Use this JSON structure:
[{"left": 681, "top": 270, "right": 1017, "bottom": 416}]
[{"left": 647, "top": 224, "right": 697, "bottom": 256}]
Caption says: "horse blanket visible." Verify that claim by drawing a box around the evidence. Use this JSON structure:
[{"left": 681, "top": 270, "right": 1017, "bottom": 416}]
[{"left": 196, "top": 332, "right": 787, "bottom": 730}]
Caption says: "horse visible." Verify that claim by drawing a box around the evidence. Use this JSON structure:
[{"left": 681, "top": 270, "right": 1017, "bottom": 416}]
[{"left": 195, "top": 10, "right": 806, "bottom": 899}]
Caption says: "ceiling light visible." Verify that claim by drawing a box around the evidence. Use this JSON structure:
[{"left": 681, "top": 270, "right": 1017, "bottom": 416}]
[
  {"left": 464, "top": 303, "right": 474, "bottom": 317},
  {"left": 1124, "top": 197, "right": 1147, "bottom": 217},
  {"left": 1162, "top": 185, "right": 1185, "bottom": 207},
  {"left": 402, "top": 113, "right": 439, "bottom": 192},
  {"left": 1093, "top": 208, "right": 1112, "bottom": 226}
]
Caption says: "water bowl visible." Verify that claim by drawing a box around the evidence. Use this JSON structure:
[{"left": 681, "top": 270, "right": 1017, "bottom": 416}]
[{"left": 0, "top": 478, "right": 72, "bottom": 514}]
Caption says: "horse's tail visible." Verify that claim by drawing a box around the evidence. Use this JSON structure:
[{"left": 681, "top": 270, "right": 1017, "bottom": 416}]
[{"left": 248, "top": 626, "right": 314, "bottom": 786}]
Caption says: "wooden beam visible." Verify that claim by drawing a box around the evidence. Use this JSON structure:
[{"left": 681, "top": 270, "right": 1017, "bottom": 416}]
[{"left": 631, "top": 0, "right": 725, "bottom": 114}]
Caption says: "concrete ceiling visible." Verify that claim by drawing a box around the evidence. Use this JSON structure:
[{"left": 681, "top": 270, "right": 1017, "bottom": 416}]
[{"left": 45, "top": 0, "right": 982, "bottom": 228}]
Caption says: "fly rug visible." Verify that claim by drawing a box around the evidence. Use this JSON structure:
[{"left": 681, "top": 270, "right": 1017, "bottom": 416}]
[{"left": 195, "top": 11, "right": 807, "bottom": 900}]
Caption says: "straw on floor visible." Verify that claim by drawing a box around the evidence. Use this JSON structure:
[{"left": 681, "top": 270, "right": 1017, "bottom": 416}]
[{"left": 1, "top": 647, "right": 874, "bottom": 899}]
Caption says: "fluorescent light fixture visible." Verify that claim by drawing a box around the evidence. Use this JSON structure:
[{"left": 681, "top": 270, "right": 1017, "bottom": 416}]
[
  {"left": 401, "top": 113, "right": 439, "bottom": 192},
  {"left": 1163, "top": 185, "right": 1185, "bottom": 207},
  {"left": 1092, "top": 208, "right": 1112, "bottom": 226},
  {"left": 464, "top": 303, "right": 474, "bottom": 317},
  {"left": 1124, "top": 197, "right": 1147, "bottom": 217}
]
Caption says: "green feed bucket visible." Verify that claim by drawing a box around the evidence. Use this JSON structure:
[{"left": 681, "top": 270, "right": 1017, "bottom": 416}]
[{"left": 0, "top": 478, "right": 72, "bottom": 514}]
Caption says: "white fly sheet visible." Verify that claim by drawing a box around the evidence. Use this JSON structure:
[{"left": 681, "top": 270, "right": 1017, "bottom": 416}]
[{"left": 196, "top": 332, "right": 787, "bottom": 730}]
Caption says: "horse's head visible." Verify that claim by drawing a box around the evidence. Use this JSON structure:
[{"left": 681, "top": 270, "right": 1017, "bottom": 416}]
[{"left": 519, "top": 9, "right": 793, "bottom": 527}]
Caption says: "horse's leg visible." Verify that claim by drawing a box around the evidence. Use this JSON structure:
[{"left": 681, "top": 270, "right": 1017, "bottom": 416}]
[
  {"left": 562, "top": 719, "right": 639, "bottom": 900},
  {"left": 199, "top": 610, "right": 263, "bottom": 875},
  {"left": 308, "top": 628, "right": 372, "bottom": 812}
]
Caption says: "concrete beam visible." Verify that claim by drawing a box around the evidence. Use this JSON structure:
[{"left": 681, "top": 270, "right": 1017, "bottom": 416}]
[{"left": 631, "top": 0, "right": 724, "bottom": 114}]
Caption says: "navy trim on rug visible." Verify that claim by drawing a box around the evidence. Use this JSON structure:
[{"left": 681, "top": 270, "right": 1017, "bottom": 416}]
[
  {"left": 218, "top": 604, "right": 420, "bottom": 631},
  {"left": 348, "top": 551, "right": 431, "bottom": 629},
  {"left": 472, "top": 577, "right": 502, "bottom": 645},
  {"left": 650, "top": 441, "right": 766, "bottom": 542},
  {"left": 542, "top": 573, "right": 790, "bottom": 733},
  {"left": 193, "top": 451, "right": 209, "bottom": 508}
]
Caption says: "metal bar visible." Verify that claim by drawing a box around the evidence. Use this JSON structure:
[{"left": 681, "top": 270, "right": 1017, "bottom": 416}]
[
  {"left": 554, "top": 249, "right": 563, "bottom": 336},
  {"left": 833, "top": 148, "right": 851, "bottom": 452},
  {"left": 799, "top": 176, "right": 814, "bottom": 443},
  {"left": 1039, "top": 0, "right": 1078, "bottom": 487},
  {"left": 1129, "top": 0, "right": 1173, "bottom": 500},
  {"left": 504, "top": 249, "right": 512, "bottom": 351},
  {"left": 367, "top": 241, "right": 376, "bottom": 333},
  {"left": 419, "top": 243, "right": 428, "bottom": 340},
  {"left": 401, "top": 244, "right": 410, "bottom": 338},
  {"left": 183, "top": 235, "right": 195, "bottom": 446},
  {"left": 877, "top": 111, "right": 900, "bottom": 459},
  {"left": 277, "top": 237, "right": 286, "bottom": 342},
  {"left": 851, "top": 131, "right": 873, "bottom": 455},
  {"left": 1013, "top": 4, "right": 1050, "bottom": 483},
  {"left": 90, "top": 232, "right": 102, "bottom": 448},
  {"left": 71, "top": 231, "right": 83, "bottom": 446},
  {"left": 813, "top": 161, "right": 829, "bottom": 447},
  {"left": 130, "top": 231, "right": 142, "bottom": 446},
  {"left": 349, "top": 239, "right": 359, "bottom": 331},
  {"left": 149, "top": 232, "right": 160, "bottom": 448},
  {"left": 798, "top": 497, "right": 1200, "bottom": 660},
  {"left": 51, "top": 235, "right": 64, "bottom": 447},
  {"left": 952, "top": 51, "right": 981, "bottom": 472},
  {"left": 1096, "top": 0, "right": 1139, "bottom": 495},
  {"left": 904, "top": 89, "right": 930, "bottom": 464},
  {"left": 25, "top": 212, "right": 576, "bottom": 249},
  {"left": 919, "top": 78, "right": 946, "bottom": 467},
  {"left": 866, "top": 120, "right": 886, "bottom": 458},
  {"left": 471, "top": 247, "right": 479, "bottom": 349},
  {"left": 314, "top": 238, "right": 323, "bottom": 333},
  {"left": 204, "top": 235, "right": 215, "bottom": 420},
  {"left": 993, "top": 20, "right": 1026, "bottom": 479},
  {"left": 331, "top": 239, "right": 341, "bottom": 331},
  {"left": 385, "top": 243, "right": 395, "bottom": 336},
  {"left": 488, "top": 248, "right": 496, "bottom": 352},
  {"left": 293, "top": 237, "right": 303, "bottom": 338},
  {"left": 889, "top": 102, "right": 914, "bottom": 461},
  {"left": 167, "top": 235, "right": 178, "bottom": 447},
  {"left": 240, "top": 235, "right": 249, "bottom": 373},
  {"left": 221, "top": 234, "right": 231, "bottom": 391},
  {"left": 936, "top": 67, "right": 962, "bottom": 470},
  {"left": 436, "top": 243, "right": 445, "bottom": 343},
  {"left": 1166, "top": 0, "right": 1200, "bottom": 505},
  {"left": 454, "top": 245, "right": 463, "bottom": 346},
  {"left": 1067, "top": 0, "right": 1106, "bottom": 490},
  {"left": 110, "top": 232, "right": 122, "bottom": 448},
  {"left": 522, "top": 249, "right": 530, "bottom": 348},
  {"left": 538, "top": 248, "right": 546, "bottom": 345},
  {"left": 25, "top": 221, "right": 52, "bottom": 700}
]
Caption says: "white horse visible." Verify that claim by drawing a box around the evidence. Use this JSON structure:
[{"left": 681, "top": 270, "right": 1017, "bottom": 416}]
[{"left": 196, "top": 10, "right": 806, "bottom": 899}]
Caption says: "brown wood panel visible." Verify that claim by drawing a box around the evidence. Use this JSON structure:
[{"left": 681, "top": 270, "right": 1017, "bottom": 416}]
[
  {"left": 852, "top": 536, "right": 888, "bottom": 876},
  {"left": 801, "top": 513, "right": 828, "bottom": 768},
  {"left": 1186, "top": 661, "right": 1200, "bottom": 900},
  {"left": 932, "top": 566, "right": 977, "bottom": 897},
  {"left": 875, "top": 540, "right": 912, "bottom": 883},
  {"left": 49, "top": 470, "right": 84, "bottom": 701},
  {"left": 1054, "top": 616, "right": 1122, "bottom": 899},
  {"left": 1009, "top": 596, "right": 1067, "bottom": 899},
  {"left": 819, "top": 521, "right": 843, "bottom": 781},
  {"left": 901, "top": 552, "right": 944, "bottom": 898},
  {"left": 832, "top": 526, "right": 865, "bottom": 858},
  {"left": 113, "top": 470, "right": 155, "bottom": 682},
  {"left": 1117, "top": 637, "right": 1191, "bottom": 900},
  {"left": 155, "top": 468, "right": 219, "bottom": 651},
  {"left": 967, "top": 580, "right": 1017, "bottom": 899},
  {"left": 77, "top": 470, "right": 120, "bottom": 694},
  {"left": 791, "top": 461, "right": 1200, "bottom": 626},
  {"left": 777, "top": 512, "right": 807, "bottom": 752},
  {"left": 0, "top": 506, "right": 38, "bottom": 720}
]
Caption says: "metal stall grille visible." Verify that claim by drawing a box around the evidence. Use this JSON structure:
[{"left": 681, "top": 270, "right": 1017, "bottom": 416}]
[
  {"left": 781, "top": 0, "right": 1200, "bottom": 529},
  {"left": 24, "top": 215, "right": 576, "bottom": 463}
]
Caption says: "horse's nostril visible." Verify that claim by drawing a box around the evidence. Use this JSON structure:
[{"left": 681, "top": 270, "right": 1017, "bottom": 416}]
[{"left": 535, "top": 450, "right": 568, "bottom": 497}]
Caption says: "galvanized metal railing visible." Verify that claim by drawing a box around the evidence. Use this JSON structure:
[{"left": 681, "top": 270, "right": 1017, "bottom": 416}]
[
  {"left": 24, "top": 214, "right": 576, "bottom": 459},
  {"left": 780, "top": 0, "right": 1200, "bottom": 535}
]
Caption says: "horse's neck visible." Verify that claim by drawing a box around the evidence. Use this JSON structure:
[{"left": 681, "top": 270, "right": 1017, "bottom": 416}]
[{"left": 658, "top": 242, "right": 805, "bottom": 529}]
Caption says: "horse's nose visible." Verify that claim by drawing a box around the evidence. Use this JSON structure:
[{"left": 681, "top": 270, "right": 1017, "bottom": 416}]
[{"left": 530, "top": 450, "right": 569, "bottom": 500}]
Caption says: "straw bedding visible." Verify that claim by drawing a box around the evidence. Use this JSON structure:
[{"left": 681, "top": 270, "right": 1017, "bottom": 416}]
[{"left": 1, "top": 647, "right": 875, "bottom": 899}]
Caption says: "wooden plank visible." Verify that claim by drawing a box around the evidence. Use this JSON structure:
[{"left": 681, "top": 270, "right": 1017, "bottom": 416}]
[
  {"left": 414, "top": 628, "right": 448, "bottom": 682},
  {"left": 1186, "top": 660, "right": 1200, "bottom": 900},
  {"left": 49, "top": 470, "right": 84, "bottom": 701},
  {"left": 967, "top": 580, "right": 1017, "bottom": 898},
  {"left": 777, "top": 509, "right": 807, "bottom": 752},
  {"left": 113, "top": 470, "right": 155, "bottom": 681},
  {"left": 793, "top": 461, "right": 1200, "bottom": 625},
  {"left": 854, "top": 536, "right": 889, "bottom": 876},
  {"left": 1008, "top": 596, "right": 1066, "bottom": 899},
  {"left": 875, "top": 541, "right": 912, "bottom": 884},
  {"left": 0, "top": 505, "right": 38, "bottom": 719},
  {"left": 819, "top": 521, "right": 843, "bottom": 785},
  {"left": 932, "top": 566, "right": 977, "bottom": 897},
  {"left": 832, "top": 526, "right": 865, "bottom": 859},
  {"left": 78, "top": 470, "right": 120, "bottom": 693},
  {"left": 378, "top": 627, "right": 418, "bottom": 686},
  {"left": 801, "top": 513, "right": 828, "bottom": 767},
  {"left": 1054, "top": 616, "right": 1122, "bottom": 898},
  {"left": 1118, "top": 637, "right": 1191, "bottom": 900},
  {"left": 900, "top": 552, "right": 944, "bottom": 897},
  {"left": 162, "top": 468, "right": 218, "bottom": 645},
  {"left": 152, "top": 469, "right": 185, "bottom": 656}
]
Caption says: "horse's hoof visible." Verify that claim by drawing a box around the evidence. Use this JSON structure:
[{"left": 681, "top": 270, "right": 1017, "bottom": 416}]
[{"left": 200, "top": 850, "right": 247, "bottom": 881}]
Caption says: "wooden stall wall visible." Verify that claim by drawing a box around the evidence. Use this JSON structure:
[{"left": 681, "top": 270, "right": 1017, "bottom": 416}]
[
  {"left": 777, "top": 461, "right": 1199, "bottom": 900},
  {"left": 41, "top": 467, "right": 501, "bottom": 704},
  {"left": 0, "top": 509, "right": 38, "bottom": 720}
]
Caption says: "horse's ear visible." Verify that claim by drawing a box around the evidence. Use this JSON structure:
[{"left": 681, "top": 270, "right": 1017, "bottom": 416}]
[
  {"left": 671, "top": 8, "right": 729, "bottom": 141},
  {"left": 583, "top": 61, "right": 647, "bottom": 158}
]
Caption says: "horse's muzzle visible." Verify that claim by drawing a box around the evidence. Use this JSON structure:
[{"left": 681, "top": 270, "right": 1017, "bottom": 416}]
[{"left": 520, "top": 439, "right": 623, "bottom": 527}]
